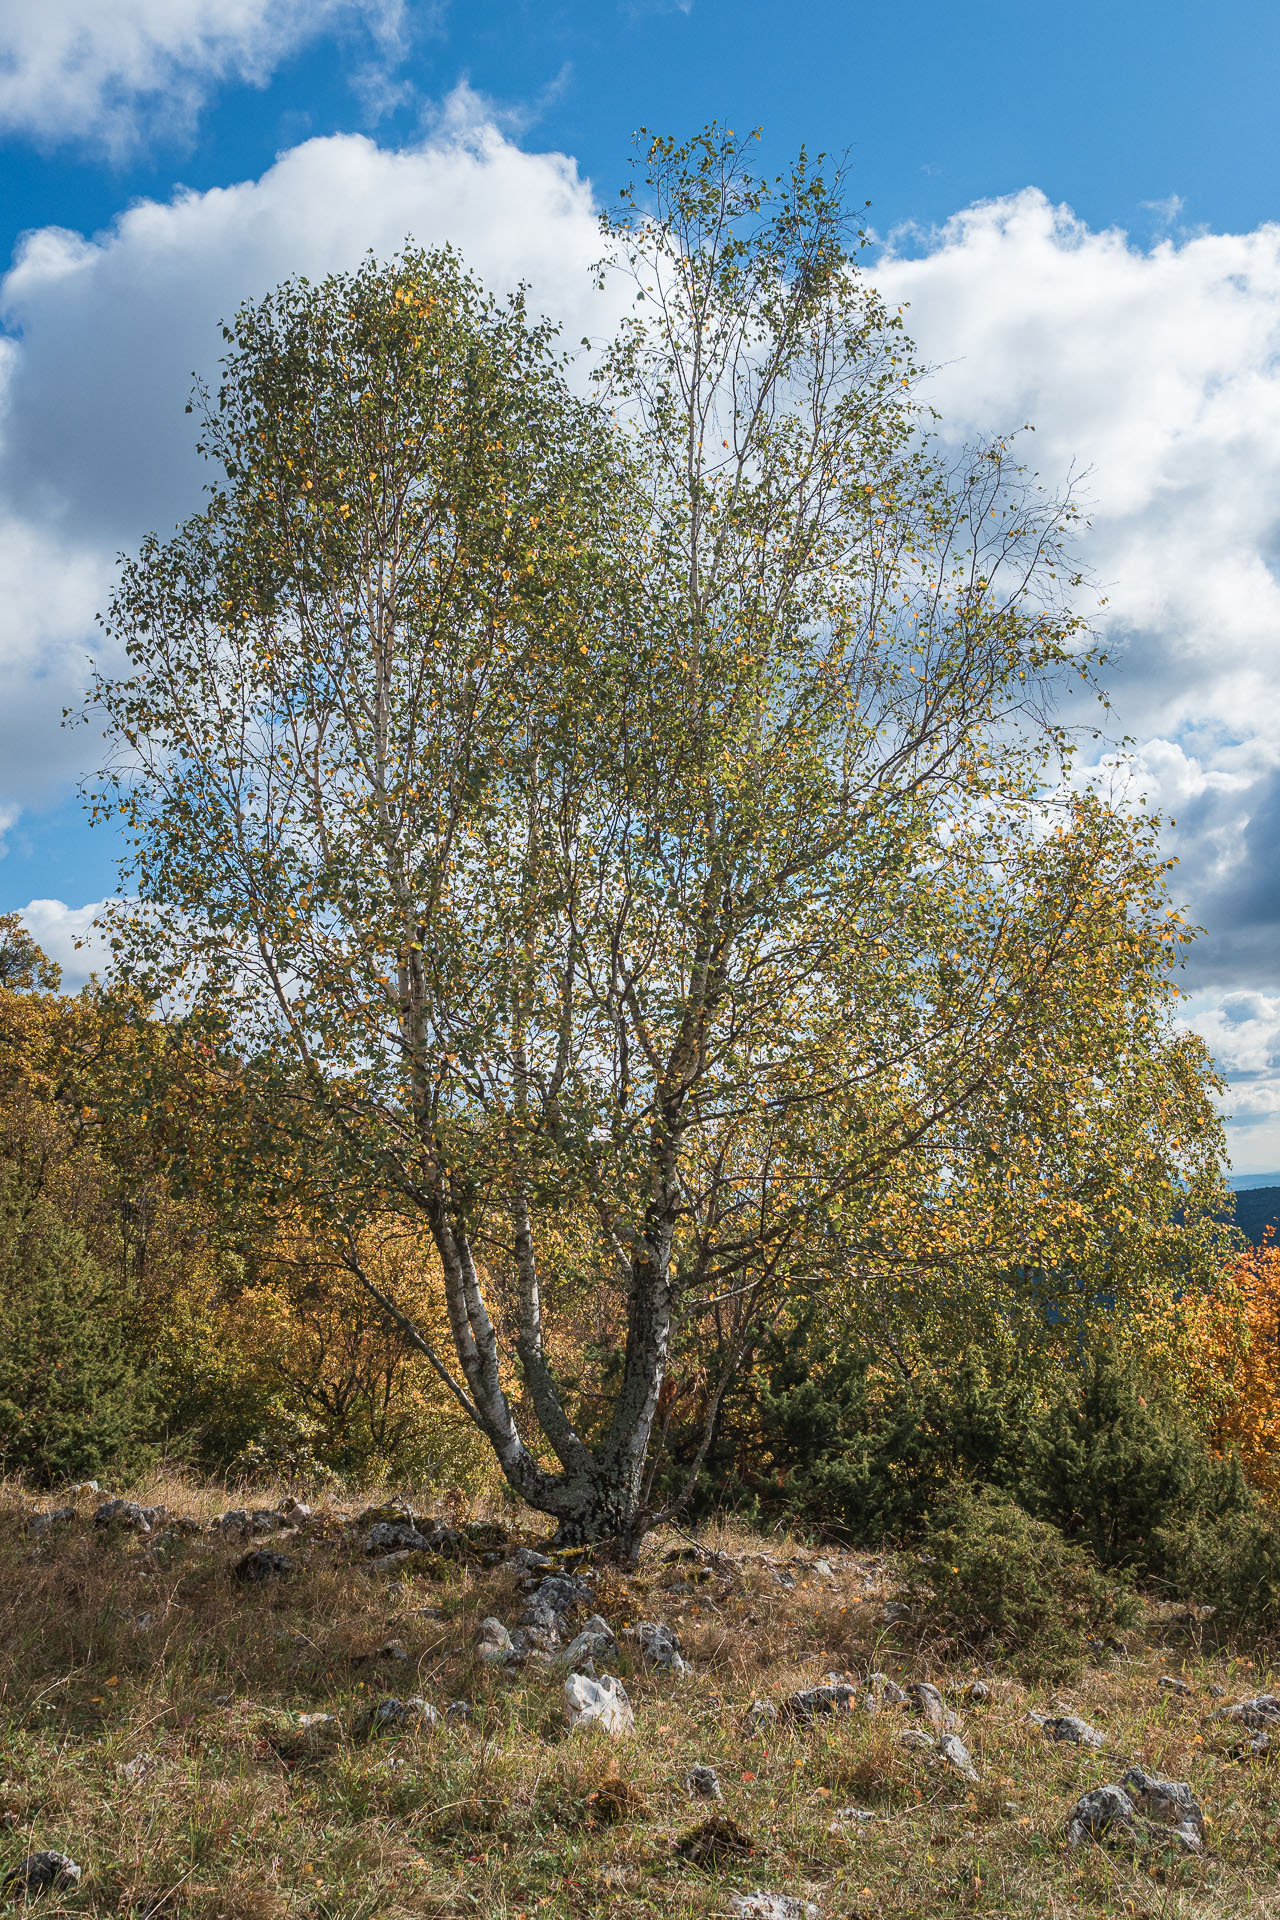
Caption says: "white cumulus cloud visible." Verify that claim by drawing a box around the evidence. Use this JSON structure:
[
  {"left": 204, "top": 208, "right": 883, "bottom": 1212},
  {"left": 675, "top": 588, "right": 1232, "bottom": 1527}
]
[
  {"left": 0, "top": 0, "right": 409, "bottom": 153},
  {"left": 18, "top": 898, "right": 111, "bottom": 990}
]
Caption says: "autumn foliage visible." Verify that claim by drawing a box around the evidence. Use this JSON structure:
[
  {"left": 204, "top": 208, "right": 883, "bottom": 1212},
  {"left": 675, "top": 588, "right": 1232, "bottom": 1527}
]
[{"left": 1184, "top": 1236, "right": 1280, "bottom": 1497}]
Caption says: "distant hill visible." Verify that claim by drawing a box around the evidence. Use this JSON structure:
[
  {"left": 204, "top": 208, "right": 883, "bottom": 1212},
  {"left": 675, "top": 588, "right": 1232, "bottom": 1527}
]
[{"left": 1230, "top": 1185, "right": 1280, "bottom": 1247}]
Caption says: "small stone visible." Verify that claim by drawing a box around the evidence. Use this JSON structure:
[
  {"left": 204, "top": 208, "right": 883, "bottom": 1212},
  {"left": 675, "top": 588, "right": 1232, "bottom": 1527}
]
[
  {"left": 630, "top": 1620, "right": 689, "bottom": 1675},
  {"left": 899, "top": 1728, "right": 935, "bottom": 1753},
  {"left": 1, "top": 1850, "right": 82, "bottom": 1896},
  {"left": 906, "top": 1681, "right": 954, "bottom": 1732},
  {"left": 94, "top": 1498, "right": 156, "bottom": 1533},
  {"left": 503, "top": 1546, "right": 558, "bottom": 1576},
  {"left": 787, "top": 1682, "right": 856, "bottom": 1721},
  {"left": 746, "top": 1700, "right": 779, "bottom": 1733},
  {"left": 232, "top": 1548, "right": 296, "bottom": 1582},
  {"left": 729, "top": 1893, "right": 819, "bottom": 1919},
  {"left": 295, "top": 1713, "right": 337, "bottom": 1730},
  {"left": 117, "top": 1752, "right": 155, "bottom": 1783},
  {"left": 829, "top": 1806, "right": 876, "bottom": 1832},
  {"left": 964, "top": 1680, "right": 991, "bottom": 1702},
  {"left": 67, "top": 1480, "right": 100, "bottom": 1494},
  {"left": 375, "top": 1640, "right": 408, "bottom": 1661},
  {"left": 564, "top": 1671, "right": 634, "bottom": 1737},
  {"left": 1217, "top": 1692, "right": 1280, "bottom": 1728},
  {"left": 555, "top": 1614, "right": 618, "bottom": 1670},
  {"left": 475, "top": 1617, "right": 516, "bottom": 1666},
  {"left": 938, "top": 1732, "right": 979, "bottom": 1781},
  {"left": 1158, "top": 1675, "right": 1193, "bottom": 1697},
  {"left": 364, "top": 1520, "right": 431, "bottom": 1556},
  {"left": 446, "top": 1700, "right": 472, "bottom": 1722},
  {"left": 1123, "top": 1768, "right": 1205, "bottom": 1852},
  {"left": 1208, "top": 1683, "right": 1227, "bottom": 1699},
  {"left": 684, "top": 1764, "right": 722, "bottom": 1800},
  {"left": 1067, "top": 1784, "right": 1138, "bottom": 1847},
  {"left": 812, "top": 1558, "right": 835, "bottom": 1579},
  {"left": 355, "top": 1695, "right": 440, "bottom": 1737},
  {"left": 1037, "top": 1714, "right": 1106, "bottom": 1748},
  {"left": 27, "top": 1507, "right": 75, "bottom": 1537}
]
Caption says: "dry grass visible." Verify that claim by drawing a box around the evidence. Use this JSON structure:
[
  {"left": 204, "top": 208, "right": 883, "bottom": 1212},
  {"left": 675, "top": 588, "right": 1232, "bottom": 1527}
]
[{"left": 0, "top": 1482, "right": 1275, "bottom": 1918}]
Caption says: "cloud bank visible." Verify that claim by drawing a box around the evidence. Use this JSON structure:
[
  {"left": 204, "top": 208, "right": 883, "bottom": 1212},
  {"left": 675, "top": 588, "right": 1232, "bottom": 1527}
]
[
  {"left": 4, "top": 134, "right": 1280, "bottom": 1158},
  {"left": 0, "top": 0, "right": 409, "bottom": 152}
]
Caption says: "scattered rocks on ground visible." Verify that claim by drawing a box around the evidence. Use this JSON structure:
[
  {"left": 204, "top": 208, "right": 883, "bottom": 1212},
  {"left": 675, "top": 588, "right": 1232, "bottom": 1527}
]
[
  {"left": 1158, "top": 1675, "right": 1193, "bottom": 1697},
  {"left": 355, "top": 1695, "right": 440, "bottom": 1738},
  {"left": 629, "top": 1620, "right": 689, "bottom": 1675},
  {"left": 684, "top": 1764, "right": 722, "bottom": 1800},
  {"left": 564, "top": 1672, "right": 634, "bottom": 1737},
  {"left": 899, "top": 1728, "right": 935, "bottom": 1753},
  {"left": 232, "top": 1548, "right": 296, "bottom": 1583},
  {"left": 1, "top": 1851, "right": 82, "bottom": 1897},
  {"left": 729, "top": 1892, "right": 819, "bottom": 1919},
  {"left": 1032, "top": 1713, "right": 1106, "bottom": 1748},
  {"left": 94, "top": 1499, "right": 158, "bottom": 1533}
]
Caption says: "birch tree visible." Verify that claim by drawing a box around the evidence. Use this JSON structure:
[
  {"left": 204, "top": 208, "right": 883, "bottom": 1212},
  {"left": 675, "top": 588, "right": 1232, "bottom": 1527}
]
[{"left": 91, "top": 136, "right": 1222, "bottom": 1552}]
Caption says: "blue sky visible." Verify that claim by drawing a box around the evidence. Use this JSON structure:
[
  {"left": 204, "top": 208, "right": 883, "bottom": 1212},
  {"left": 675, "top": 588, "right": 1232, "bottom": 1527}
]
[{"left": 3, "top": 0, "right": 1280, "bottom": 1162}]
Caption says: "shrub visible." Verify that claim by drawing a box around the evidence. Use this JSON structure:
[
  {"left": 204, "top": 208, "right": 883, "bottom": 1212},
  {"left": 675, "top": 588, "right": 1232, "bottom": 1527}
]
[
  {"left": 1152, "top": 1503, "right": 1280, "bottom": 1641},
  {"left": 1029, "top": 1347, "right": 1251, "bottom": 1573},
  {"left": 0, "top": 1161, "right": 150, "bottom": 1484},
  {"left": 911, "top": 1485, "right": 1139, "bottom": 1677}
]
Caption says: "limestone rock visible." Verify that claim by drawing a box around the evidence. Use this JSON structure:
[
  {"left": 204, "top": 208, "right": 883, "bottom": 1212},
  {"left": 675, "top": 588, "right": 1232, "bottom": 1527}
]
[
  {"left": 1066, "top": 1784, "right": 1138, "bottom": 1847},
  {"left": 94, "top": 1498, "right": 157, "bottom": 1533},
  {"left": 787, "top": 1681, "right": 856, "bottom": 1721},
  {"left": 1034, "top": 1713, "right": 1106, "bottom": 1748},
  {"left": 1, "top": 1850, "right": 82, "bottom": 1896},
  {"left": 1122, "top": 1768, "right": 1205, "bottom": 1852},
  {"left": 232, "top": 1548, "right": 296, "bottom": 1582},
  {"left": 355, "top": 1695, "right": 440, "bottom": 1738},
  {"left": 1218, "top": 1692, "right": 1280, "bottom": 1729},
  {"left": 729, "top": 1893, "right": 819, "bottom": 1919},
  {"left": 630, "top": 1620, "right": 689, "bottom": 1675},
  {"left": 684, "top": 1764, "right": 722, "bottom": 1800},
  {"left": 475, "top": 1617, "right": 516, "bottom": 1666},
  {"left": 564, "top": 1671, "right": 634, "bottom": 1737},
  {"left": 938, "top": 1732, "right": 979, "bottom": 1781},
  {"left": 907, "top": 1681, "right": 954, "bottom": 1732}
]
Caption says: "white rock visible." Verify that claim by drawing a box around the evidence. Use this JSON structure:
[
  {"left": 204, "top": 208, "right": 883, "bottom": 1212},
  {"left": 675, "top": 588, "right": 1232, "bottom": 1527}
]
[
  {"left": 730, "top": 1893, "right": 820, "bottom": 1919},
  {"left": 564, "top": 1671, "right": 634, "bottom": 1737}
]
